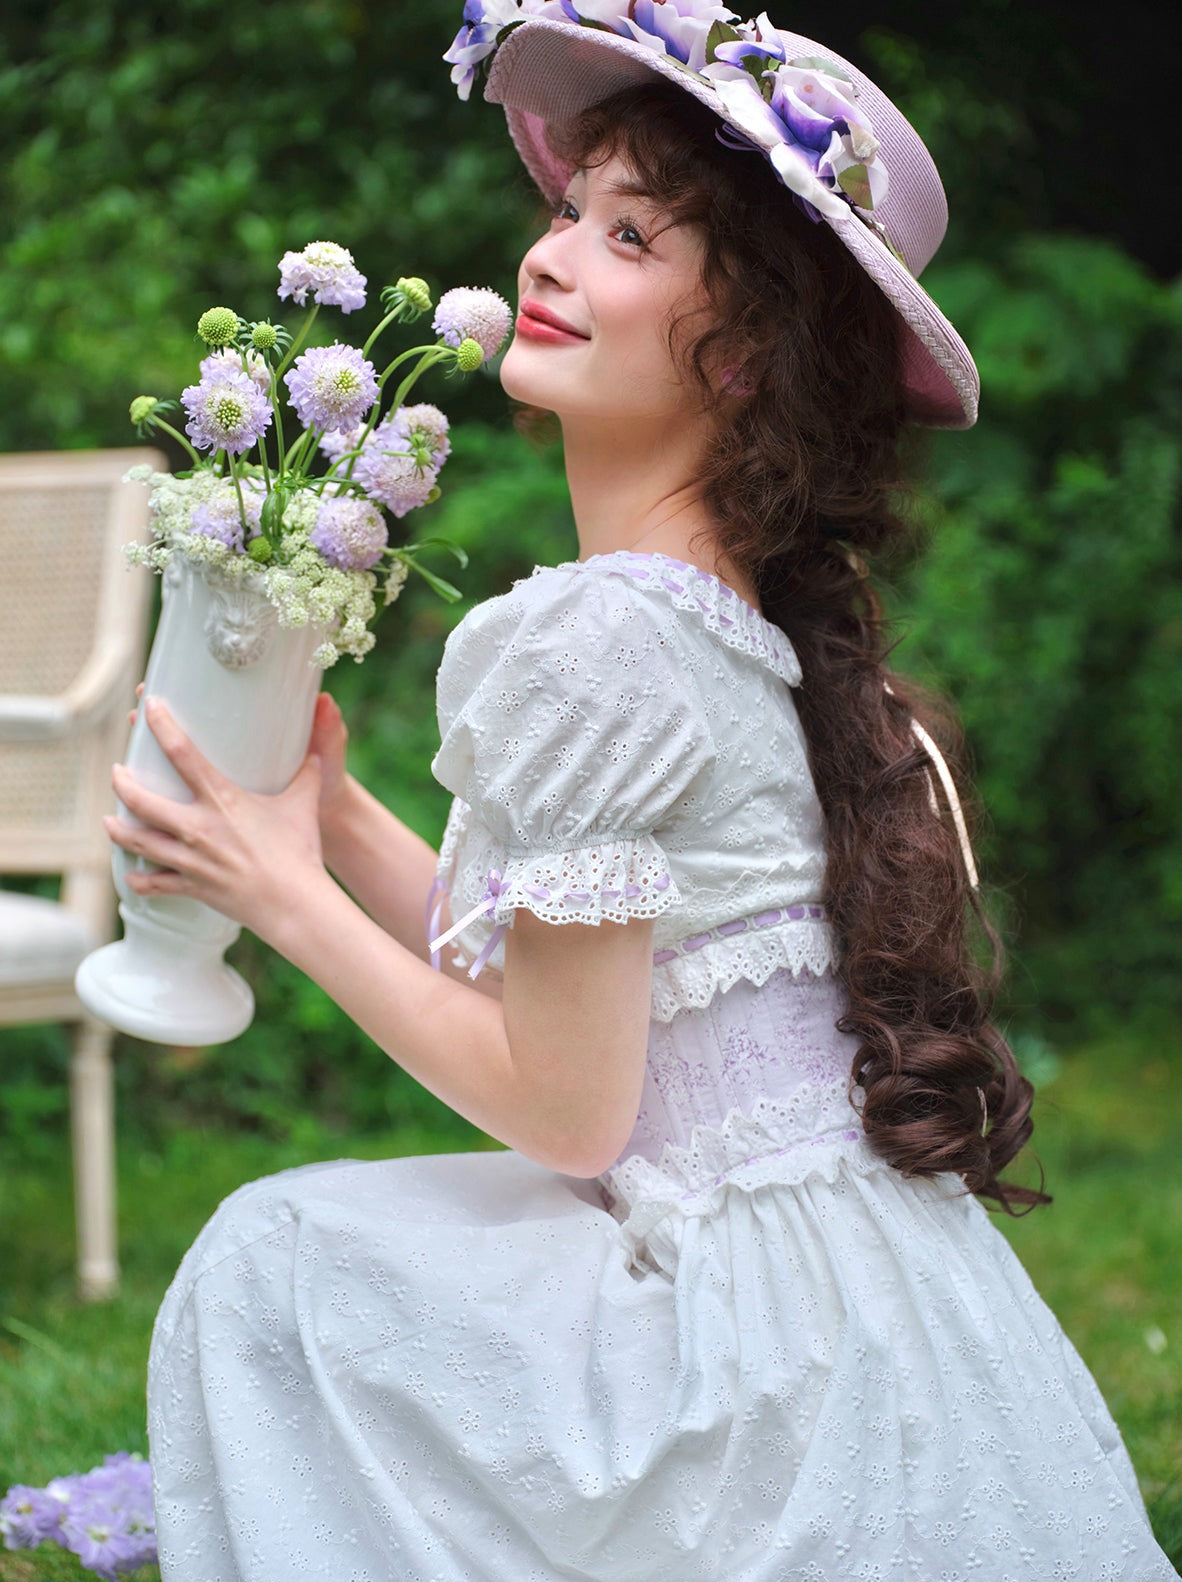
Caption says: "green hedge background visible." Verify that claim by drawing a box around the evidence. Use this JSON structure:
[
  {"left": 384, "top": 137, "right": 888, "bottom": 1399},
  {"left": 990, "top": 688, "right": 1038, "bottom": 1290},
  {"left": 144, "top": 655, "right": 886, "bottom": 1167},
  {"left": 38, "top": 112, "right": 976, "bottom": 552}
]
[{"left": 1, "top": 0, "right": 1178, "bottom": 1144}]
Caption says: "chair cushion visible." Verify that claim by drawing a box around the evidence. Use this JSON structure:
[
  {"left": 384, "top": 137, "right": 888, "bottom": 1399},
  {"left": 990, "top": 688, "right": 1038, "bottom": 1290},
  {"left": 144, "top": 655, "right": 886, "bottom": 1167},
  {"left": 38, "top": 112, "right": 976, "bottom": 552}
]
[{"left": 0, "top": 889, "right": 97, "bottom": 987}]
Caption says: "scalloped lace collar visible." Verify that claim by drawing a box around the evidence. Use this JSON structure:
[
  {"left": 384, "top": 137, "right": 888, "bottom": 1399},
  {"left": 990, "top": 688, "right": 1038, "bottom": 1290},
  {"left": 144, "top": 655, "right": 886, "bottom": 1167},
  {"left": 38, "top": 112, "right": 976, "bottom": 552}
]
[{"left": 564, "top": 550, "right": 802, "bottom": 687}]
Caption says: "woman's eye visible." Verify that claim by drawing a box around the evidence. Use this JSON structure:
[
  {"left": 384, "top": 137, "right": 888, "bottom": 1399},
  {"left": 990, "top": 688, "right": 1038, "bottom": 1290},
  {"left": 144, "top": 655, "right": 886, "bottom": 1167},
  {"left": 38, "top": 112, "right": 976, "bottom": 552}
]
[
  {"left": 613, "top": 220, "right": 646, "bottom": 248},
  {"left": 554, "top": 198, "right": 578, "bottom": 224}
]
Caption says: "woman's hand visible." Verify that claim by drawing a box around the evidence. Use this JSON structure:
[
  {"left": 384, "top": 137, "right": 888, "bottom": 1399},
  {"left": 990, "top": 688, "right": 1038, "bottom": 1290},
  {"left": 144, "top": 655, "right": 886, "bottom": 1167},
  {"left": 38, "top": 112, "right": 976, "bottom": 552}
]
[
  {"left": 130, "top": 683, "right": 352, "bottom": 836},
  {"left": 106, "top": 697, "right": 330, "bottom": 942},
  {"left": 307, "top": 690, "right": 351, "bottom": 827}
]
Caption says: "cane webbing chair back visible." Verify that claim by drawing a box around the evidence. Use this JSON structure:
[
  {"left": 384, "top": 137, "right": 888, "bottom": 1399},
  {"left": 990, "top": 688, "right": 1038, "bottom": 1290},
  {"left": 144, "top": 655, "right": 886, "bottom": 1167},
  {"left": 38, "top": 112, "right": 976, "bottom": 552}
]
[
  {"left": 0, "top": 447, "right": 161, "bottom": 1298},
  {"left": 0, "top": 449, "right": 161, "bottom": 875}
]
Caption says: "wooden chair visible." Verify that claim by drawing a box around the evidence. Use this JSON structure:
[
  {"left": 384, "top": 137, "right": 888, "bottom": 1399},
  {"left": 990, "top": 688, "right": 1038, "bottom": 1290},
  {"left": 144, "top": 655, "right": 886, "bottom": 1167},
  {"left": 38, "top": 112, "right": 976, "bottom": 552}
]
[{"left": 0, "top": 448, "right": 161, "bottom": 1299}]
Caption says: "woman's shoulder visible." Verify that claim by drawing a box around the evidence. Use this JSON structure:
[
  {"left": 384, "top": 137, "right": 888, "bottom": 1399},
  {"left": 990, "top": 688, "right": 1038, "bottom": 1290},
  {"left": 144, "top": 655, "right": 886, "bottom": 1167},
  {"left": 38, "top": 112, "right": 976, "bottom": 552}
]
[
  {"left": 439, "top": 550, "right": 800, "bottom": 701},
  {"left": 437, "top": 554, "right": 696, "bottom": 717}
]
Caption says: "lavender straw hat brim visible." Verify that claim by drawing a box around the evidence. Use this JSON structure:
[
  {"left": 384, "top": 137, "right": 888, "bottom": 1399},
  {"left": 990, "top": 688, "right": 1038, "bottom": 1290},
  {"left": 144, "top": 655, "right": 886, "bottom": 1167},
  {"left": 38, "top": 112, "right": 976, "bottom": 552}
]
[{"left": 483, "top": 18, "right": 979, "bottom": 429}]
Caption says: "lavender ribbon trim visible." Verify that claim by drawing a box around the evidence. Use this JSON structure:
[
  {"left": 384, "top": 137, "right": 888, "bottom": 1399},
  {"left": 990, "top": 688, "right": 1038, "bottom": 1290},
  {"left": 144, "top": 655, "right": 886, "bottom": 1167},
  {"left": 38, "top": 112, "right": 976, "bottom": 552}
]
[{"left": 427, "top": 869, "right": 507, "bottom": 980}]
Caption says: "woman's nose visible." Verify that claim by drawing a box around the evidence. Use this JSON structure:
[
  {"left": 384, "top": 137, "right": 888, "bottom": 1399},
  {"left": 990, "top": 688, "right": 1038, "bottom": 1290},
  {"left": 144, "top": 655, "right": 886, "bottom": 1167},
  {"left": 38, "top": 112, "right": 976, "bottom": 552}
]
[{"left": 520, "top": 223, "right": 574, "bottom": 290}]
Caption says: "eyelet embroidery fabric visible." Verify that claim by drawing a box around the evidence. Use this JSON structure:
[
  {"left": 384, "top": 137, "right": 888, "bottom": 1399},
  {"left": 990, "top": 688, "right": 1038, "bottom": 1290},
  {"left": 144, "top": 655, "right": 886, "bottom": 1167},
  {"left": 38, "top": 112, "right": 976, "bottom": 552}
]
[
  {"left": 430, "top": 553, "right": 838, "bottom": 1007},
  {"left": 146, "top": 966, "right": 1178, "bottom": 1580},
  {"left": 144, "top": 553, "right": 1177, "bottom": 1580}
]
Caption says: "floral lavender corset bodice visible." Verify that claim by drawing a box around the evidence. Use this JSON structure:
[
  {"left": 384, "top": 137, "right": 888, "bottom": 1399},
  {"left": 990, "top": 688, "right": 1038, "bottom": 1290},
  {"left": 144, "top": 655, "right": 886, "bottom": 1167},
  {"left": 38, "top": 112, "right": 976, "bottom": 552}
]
[{"left": 432, "top": 552, "right": 870, "bottom": 1253}]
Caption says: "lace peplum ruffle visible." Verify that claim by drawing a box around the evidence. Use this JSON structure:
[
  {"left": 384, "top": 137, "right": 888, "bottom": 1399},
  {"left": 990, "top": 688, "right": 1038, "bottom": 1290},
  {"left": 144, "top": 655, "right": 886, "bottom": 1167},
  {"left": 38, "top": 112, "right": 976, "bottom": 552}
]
[
  {"left": 603, "top": 1083, "right": 876, "bottom": 1274},
  {"left": 650, "top": 912, "right": 837, "bottom": 1020}
]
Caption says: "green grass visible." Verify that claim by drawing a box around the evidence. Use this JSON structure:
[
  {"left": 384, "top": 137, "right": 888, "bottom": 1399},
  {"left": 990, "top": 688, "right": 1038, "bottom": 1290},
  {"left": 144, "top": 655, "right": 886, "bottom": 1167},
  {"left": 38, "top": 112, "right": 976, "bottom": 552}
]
[{"left": 1, "top": 1033, "right": 1179, "bottom": 1576}]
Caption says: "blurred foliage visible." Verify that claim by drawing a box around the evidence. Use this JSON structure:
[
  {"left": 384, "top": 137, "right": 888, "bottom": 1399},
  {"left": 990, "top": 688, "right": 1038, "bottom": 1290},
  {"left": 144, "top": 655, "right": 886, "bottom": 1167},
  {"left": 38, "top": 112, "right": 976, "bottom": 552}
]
[{"left": 0, "top": 1, "right": 1179, "bottom": 1141}]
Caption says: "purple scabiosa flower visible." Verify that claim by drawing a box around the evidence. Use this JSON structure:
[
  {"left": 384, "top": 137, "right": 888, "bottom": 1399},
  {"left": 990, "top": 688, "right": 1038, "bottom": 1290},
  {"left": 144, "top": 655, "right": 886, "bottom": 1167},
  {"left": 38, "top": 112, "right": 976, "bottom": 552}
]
[
  {"left": 0, "top": 1483, "right": 64, "bottom": 1548},
  {"left": 181, "top": 368, "right": 273, "bottom": 456},
  {"left": 284, "top": 343, "right": 379, "bottom": 433},
  {"left": 398, "top": 403, "right": 452, "bottom": 467},
  {"left": 199, "top": 347, "right": 272, "bottom": 395},
  {"left": 352, "top": 416, "right": 441, "bottom": 518},
  {"left": 309, "top": 496, "right": 389, "bottom": 570},
  {"left": 277, "top": 241, "right": 367, "bottom": 312},
  {"left": 319, "top": 424, "right": 367, "bottom": 464},
  {"left": 432, "top": 287, "right": 512, "bottom": 359},
  {"left": 188, "top": 484, "right": 264, "bottom": 550}
]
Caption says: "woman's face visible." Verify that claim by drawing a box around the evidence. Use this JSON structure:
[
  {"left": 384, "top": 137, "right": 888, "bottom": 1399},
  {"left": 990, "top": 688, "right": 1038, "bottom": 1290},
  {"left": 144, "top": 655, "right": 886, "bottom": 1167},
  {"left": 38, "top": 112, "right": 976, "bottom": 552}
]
[{"left": 499, "top": 153, "right": 711, "bottom": 428}]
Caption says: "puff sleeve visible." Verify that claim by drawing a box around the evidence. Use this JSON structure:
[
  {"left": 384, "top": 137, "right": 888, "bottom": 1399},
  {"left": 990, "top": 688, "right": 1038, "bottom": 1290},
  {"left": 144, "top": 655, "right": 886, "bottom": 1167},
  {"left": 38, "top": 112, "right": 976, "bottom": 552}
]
[{"left": 431, "top": 564, "right": 717, "bottom": 931}]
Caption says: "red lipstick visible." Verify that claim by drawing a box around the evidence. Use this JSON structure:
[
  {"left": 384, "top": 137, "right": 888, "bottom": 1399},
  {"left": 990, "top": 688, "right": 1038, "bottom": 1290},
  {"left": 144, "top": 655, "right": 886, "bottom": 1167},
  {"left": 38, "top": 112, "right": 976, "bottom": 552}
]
[{"left": 516, "top": 298, "right": 589, "bottom": 343}]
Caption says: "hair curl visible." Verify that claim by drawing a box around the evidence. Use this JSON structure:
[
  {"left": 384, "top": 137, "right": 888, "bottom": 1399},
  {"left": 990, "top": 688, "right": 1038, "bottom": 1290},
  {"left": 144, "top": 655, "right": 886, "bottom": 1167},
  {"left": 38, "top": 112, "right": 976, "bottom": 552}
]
[{"left": 547, "top": 80, "right": 1046, "bottom": 1211}]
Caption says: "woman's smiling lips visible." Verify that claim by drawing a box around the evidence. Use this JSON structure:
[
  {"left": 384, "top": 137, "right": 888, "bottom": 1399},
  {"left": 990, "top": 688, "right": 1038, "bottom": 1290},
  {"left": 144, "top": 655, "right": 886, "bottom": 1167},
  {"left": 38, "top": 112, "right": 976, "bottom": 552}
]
[{"left": 515, "top": 298, "right": 590, "bottom": 344}]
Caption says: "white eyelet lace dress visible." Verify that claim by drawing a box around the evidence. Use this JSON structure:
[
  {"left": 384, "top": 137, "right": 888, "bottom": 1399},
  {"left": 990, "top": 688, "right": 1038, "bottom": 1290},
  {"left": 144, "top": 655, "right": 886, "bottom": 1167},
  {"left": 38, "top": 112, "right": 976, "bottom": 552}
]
[{"left": 146, "top": 552, "right": 1176, "bottom": 1581}]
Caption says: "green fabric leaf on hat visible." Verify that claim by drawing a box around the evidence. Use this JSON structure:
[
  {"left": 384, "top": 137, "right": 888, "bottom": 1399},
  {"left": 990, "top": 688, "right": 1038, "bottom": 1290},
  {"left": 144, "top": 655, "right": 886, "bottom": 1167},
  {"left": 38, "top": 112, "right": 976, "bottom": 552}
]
[
  {"left": 704, "top": 20, "right": 741, "bottom": 64},
  {"left": 789, "top": 54, "right": 853, "bottom": 85},
  {"left": 837, "top": 164, "right": 873, "bottom": 209}
]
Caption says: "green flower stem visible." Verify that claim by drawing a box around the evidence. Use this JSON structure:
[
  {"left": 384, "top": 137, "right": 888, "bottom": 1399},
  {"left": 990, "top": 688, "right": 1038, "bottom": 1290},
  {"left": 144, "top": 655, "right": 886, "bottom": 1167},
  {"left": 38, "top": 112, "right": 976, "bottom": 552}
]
[
  {"left": 148, "top": 416, "right": 202, "bottom": 468},
  {"left": 269, "top": 363, "right": 288, "bottom": 475},
  {"left": 385, "top": 346, "right": 454, "bottom": 419},
  {"left": 227, "top": 454, "right": 250, "bottom": 532},
  {"left": 361, "top": 304, "right": 406, "bottom": 361},
  {"left": 377, "top": 342, "right": 449, "bottom": 390},
  {"left": 274, "top": 304, "right": 319, "bottom": 382},
  {"left": 282, "top": 425, "right": 321, "bottom": 485}
]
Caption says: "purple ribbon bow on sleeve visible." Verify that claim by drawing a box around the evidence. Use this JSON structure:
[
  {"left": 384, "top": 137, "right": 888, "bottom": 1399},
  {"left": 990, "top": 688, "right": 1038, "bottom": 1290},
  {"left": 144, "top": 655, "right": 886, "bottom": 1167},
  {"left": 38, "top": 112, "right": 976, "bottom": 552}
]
[{"left": 427, "top": 868, "right": 507, "bottom": 980}]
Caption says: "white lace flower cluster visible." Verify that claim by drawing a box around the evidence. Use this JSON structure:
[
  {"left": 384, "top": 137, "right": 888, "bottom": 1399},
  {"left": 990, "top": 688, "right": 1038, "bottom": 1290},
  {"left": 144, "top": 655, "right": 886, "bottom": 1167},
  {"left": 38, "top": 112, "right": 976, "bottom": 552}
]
[{"left": 126, "top": 466, "right": 386, "bottom": 666}]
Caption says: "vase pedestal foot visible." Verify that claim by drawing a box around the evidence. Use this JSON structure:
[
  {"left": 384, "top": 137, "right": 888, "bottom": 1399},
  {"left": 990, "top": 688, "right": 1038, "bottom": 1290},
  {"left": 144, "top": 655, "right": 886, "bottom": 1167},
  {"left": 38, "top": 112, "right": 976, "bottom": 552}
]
[{"left": 75, "top": 905, "right": 254, "bottom": 1046}]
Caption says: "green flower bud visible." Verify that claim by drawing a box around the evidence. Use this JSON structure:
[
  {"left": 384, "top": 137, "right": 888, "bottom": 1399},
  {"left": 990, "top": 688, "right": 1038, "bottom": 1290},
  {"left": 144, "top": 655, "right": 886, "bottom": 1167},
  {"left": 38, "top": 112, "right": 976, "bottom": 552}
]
[
  {"left": 259, "top": 487, "right": 289, "bottom": 538},
  {"left": 247, "top": 536, "right": 273, "bottom": 563},
  {"left": 197, "top": 306, "right": 241, "bottom": 347},
  {"left": 455, "top": 337, "right": 484, "bottom": 372},
  {"left": 425, "top": 485, "right": 442, "bottom": 505},
  {"left": 396, "top": 276, "right": 432, "bottom": 313},
  {"left": 249, "top": 320, "right": 279, "bottom": 352},
  {"left": 129, "top": 395, "right": 159, "bottom": 425}
]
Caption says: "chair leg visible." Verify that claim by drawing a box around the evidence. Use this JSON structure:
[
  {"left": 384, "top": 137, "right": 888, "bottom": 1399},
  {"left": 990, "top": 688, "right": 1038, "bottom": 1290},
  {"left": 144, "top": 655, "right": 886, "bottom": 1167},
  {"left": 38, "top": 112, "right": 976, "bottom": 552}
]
[{"left": 70, "top": 1016, "right": 119, "bottom": 1300}]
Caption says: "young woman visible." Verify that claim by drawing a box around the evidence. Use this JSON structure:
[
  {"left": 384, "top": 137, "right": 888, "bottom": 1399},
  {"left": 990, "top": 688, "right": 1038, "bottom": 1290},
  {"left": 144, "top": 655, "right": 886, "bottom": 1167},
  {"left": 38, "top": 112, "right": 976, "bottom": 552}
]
[{"left": 118, "top": 8, "right": 1176, "bottom": 1578}]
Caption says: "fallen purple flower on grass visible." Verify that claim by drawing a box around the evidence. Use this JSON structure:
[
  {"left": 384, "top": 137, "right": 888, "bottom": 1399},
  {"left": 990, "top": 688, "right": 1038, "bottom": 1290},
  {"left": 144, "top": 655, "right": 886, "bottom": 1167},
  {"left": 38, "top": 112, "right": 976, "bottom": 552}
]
[{"left": 2, "top": 1454, "right": 156, "bottom": 1580}]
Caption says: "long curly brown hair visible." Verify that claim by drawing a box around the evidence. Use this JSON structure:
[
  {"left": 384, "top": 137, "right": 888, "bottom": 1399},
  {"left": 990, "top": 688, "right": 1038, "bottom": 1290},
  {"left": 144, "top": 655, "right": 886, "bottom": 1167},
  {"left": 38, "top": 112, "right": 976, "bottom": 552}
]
[{"left": 546, "top": 79, "right": 1046, "bottom": 1212}]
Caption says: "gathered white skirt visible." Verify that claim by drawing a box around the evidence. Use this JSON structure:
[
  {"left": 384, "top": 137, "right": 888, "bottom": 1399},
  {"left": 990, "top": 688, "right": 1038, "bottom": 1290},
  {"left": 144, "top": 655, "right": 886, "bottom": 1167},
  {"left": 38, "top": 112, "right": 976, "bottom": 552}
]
[{"left": 147, "top": 974, "right": 1174, "bottom": 1581}]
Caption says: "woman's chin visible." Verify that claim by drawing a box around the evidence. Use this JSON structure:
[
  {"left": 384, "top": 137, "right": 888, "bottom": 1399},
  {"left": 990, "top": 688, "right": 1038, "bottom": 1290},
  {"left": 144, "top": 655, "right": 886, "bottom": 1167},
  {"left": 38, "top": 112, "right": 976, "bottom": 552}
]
[{"left": 498, "top": 347, "right": 550, "bottom": 408}]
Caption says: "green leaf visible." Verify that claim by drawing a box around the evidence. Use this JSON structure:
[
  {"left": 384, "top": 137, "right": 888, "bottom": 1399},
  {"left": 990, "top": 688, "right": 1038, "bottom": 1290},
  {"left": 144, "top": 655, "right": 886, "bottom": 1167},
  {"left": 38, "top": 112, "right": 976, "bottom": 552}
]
[
  {"left": 259, "top": 486, "right": 289, "bottom": 537},
  {"left": 704, "top": 20, "right": 741, "bottom": 63},
  {"left": 403, "top": 537, "right": 469, "bottom": 568},
  {"left": 408, "top": 561, "right": 463, "bottom": 602},
  {"left": 837, "top": 163, "right": 872, "bottom": 209},
  {"left": 789, "top": 54, "right": 852, "bottom": 84}
]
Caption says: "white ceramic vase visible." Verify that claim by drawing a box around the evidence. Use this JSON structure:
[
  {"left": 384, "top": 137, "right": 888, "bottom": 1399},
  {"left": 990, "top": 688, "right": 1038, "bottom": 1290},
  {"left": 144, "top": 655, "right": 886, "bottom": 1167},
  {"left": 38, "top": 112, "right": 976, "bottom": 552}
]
[{"left": 75, "top": 552, "right": 324, "bottom": 1045}]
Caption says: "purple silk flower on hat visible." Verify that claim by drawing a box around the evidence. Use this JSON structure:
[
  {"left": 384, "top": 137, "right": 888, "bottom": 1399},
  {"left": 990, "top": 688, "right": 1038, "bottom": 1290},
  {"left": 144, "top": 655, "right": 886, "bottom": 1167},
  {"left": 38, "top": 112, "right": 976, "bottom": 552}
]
[
  {"left": 703, "top": 38, "right": 887, "bottom": 219},
  {"left": 445, "top": 0, "right": 570, "bottom": 98},
  {"left": 619, "top": 0, "right": 741, "bottom": 74}
]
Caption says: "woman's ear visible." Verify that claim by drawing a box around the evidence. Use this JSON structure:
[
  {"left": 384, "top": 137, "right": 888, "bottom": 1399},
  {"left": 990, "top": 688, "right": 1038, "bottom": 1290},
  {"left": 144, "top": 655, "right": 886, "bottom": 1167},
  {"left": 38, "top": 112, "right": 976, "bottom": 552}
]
[{"left": 720, "top": 365, "right": 755, "bottom": 397}]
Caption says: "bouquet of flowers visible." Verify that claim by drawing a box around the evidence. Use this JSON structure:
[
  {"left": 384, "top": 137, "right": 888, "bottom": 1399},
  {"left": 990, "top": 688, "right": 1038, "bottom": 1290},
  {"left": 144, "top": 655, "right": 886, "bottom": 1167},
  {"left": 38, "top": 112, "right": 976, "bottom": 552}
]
[
  {"left": 1, "top": 1454, "right": 156, "bottom": 1579},
  {"left": 128, "top": 240, "right": 512, "bottom": 665}
]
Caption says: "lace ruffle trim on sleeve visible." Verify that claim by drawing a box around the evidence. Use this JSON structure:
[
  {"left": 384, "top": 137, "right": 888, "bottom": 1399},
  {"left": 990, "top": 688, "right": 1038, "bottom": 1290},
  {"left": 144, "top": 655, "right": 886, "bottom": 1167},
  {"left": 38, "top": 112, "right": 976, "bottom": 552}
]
[
  {"left": 430, "top": 831, "right": 683, "bottom": 979},
  {"left": 491, "top": 833, "right": 682, "bottom": 929}
]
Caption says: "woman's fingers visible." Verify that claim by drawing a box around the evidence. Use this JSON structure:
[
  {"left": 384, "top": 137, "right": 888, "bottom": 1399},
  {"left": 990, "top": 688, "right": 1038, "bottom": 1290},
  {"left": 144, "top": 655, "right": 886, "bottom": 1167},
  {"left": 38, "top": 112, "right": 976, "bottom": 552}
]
[
  {"left": 128, "top": 681, "right": 145, "bottom": 727},
  {"left": 142, "top": 697, "right": 226, "bottom": 797},
  {"left": 111, "top": 763, "right": 194, "bottom": 837},
  {"left": 103, "top": 813, "right": 190, "bottom": 873}
]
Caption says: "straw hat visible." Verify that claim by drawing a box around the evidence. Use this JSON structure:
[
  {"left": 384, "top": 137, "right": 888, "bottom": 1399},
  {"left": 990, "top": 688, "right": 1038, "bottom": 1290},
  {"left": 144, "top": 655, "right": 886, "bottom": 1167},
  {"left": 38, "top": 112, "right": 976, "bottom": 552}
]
[{"left": 446, "top": 8, "right": 979, "bottom": 428}]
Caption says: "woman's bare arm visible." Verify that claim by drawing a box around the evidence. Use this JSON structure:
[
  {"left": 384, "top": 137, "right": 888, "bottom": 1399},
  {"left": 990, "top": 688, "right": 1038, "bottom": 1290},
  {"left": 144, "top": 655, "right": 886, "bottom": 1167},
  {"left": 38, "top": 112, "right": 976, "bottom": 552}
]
[{"left": 107, "top": 699, "right": 646, "bottom": 1173}]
